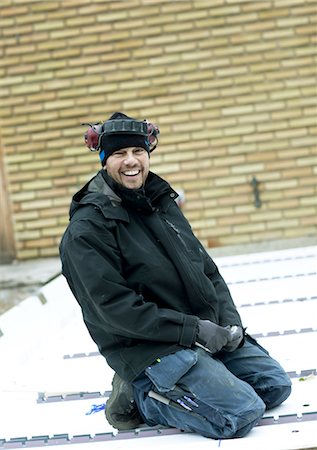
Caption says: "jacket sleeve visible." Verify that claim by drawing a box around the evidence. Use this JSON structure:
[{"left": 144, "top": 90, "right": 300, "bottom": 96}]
[
  {"left": 60, "top": 218, "right": 198, "bottom": 348},
  {"left": 200, "top": 246, "right": 243, "bottom": 328}
]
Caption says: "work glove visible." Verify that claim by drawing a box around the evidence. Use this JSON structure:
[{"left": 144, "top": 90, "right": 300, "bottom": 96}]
[
  {"left": 195, "top": 319, "right": 231, "bottom": 354},
  {"left": 222, "top": 325, "right": 244, "bottom": 352}
]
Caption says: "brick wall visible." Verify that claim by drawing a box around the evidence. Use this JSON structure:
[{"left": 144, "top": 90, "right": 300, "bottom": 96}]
[{"left": 0, "top": 0, "right": 316, "bottom": 259}]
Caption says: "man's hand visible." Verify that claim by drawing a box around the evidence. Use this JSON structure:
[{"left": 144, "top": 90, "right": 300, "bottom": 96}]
[
  {"left": 195, "top": 320, "right": 231, "bottom": 354},
  {"left": 222, "top": 326, "right": 244, "bottom": 352}
]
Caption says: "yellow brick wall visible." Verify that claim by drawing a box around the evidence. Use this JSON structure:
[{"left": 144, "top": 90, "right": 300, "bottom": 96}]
[{"left": 0, "top": 0, "right": 316, "bottom": 259}]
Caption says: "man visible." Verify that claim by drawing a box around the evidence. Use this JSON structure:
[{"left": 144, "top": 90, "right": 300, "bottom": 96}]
[{"left": 59, "top": 112, "right": 291, "bottom": 439}]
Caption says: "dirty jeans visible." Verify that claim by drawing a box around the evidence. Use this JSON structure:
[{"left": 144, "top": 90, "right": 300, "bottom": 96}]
[{"left": 132, "top": 340, "right": 292, "bottom": 439}]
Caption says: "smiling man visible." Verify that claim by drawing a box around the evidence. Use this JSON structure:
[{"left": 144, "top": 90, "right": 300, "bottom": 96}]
[{"left": 59, "top": 112, "right": 291, "bottom": 440}]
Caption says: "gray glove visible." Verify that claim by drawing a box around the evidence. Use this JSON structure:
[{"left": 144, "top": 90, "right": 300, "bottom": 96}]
[
  {"left": 195, "top": 320, "right": 231, "bottom": 354},
  {"left": 223, "top": 325, "right": 244, "bottom": 352}
]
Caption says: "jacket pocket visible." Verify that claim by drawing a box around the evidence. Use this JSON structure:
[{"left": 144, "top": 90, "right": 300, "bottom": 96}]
[{"left": 145, "top": 349, "right": 198, "bottom": 393}]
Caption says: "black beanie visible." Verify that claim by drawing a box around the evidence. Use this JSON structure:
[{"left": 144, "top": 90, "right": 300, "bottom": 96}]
[{"left": 99, "top": 112, "right": 150, "bottom": 166}]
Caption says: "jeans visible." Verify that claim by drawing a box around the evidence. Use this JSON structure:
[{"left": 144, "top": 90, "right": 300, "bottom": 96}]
[{"left": 132, "top": 339, "right": 292, "bottom": 439}]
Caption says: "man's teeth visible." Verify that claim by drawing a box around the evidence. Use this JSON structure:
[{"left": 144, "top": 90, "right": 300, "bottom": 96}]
[{"left": 123, "top": 170, "right": 139, "bottom": 176}]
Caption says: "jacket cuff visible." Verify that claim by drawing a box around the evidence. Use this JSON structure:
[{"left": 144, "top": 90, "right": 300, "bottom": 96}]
[{"left": 179, "top": 315, "right": 199, "bottom": 347}]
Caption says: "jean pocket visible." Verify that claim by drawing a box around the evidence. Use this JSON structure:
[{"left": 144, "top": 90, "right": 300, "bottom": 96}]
[{"left": 145, "top": 349, "right": 198, "bottom": 393}]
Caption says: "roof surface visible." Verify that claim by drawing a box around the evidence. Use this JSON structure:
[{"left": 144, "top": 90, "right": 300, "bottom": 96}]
[{"left": 1, "top": 245, "right": 316, "bottom": 449}]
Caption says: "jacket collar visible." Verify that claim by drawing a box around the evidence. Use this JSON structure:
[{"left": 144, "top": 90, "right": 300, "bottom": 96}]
[{"left": 69, "top": 170, "right": 178, "bottom": 221}]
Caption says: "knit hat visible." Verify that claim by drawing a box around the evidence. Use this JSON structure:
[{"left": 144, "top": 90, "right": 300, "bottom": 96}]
[{"left": 99, "top": 112, "right": 150, "bottom": 166}]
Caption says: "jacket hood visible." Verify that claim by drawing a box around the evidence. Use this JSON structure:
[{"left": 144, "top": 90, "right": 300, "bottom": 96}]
[{"left": 69, "top": 171, "right": 123, "bottom": 219}]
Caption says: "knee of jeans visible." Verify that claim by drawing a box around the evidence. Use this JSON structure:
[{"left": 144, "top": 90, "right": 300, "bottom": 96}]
[
  {"left": 262, "top": 383, "right": 292, "bottom": 410},
  {"left": 221, "top": 396, "right": 266, "bottom": 440}
]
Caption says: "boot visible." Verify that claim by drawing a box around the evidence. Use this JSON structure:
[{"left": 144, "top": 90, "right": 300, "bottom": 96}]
[{"left": 105, "top": 373, "right": 143, "bottom": 430}]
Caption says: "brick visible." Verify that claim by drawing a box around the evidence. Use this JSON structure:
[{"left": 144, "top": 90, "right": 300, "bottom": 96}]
[
  {"left": 275, "top": 128, "right": 307, "bottom": 139},
  {"left": 14, "top": 211, "right": 39, "bottom": 222},
  {"left": 216, "top": 66, "right": 248, "bottom": 77},
  {"left": 249, "top": 210, "right": 283, "bottom": 223},
  {"left": 290, "top": 117, "right": 317, "bottom": 128},
  {"left": 251, "top": 61, "right": 281, "bottom": 73},
  {"left": 297, "top": 156, "right": 317, "bottom": 167},
  {"left": 7, "top": 63, "right": 36, "bottom": 75},
  {"left": 222, "top": 105, "right": 254, "bottom": 116},
  {"left": 231, "top": 54, "right": 263, "bottom": 66},
  {"left": 0, "top": 75, "right": 23, "bottom": 87},
  {"left": 284, "top": 207, "right": 316, "bottom": 219},
  {"left": 238, "top": 112, "right": 270, "bottom": 124},
  {"left": 22, "top": 180, "right": 53, "bottom": 191},
  {"left": 265, "top": 160, "right": 296, "bottom": 171},
  {"left": 25, "top": 237, "right": 55, "bottom": 248},
  {"left": 152, "top": 75, "right": 182, "bottom": 87},
  {"left": 39, "top": 247, "right": 60, "bottom": 257},
  {"left": 97, "top": 11, "right": 128, "bottom": 23},
  {"left": 277, "top": 147, "right": 311, "bottom": 159},
  {"left": 263, "top": 48, "right": 294, "bottom": 61},
  {"left": 214, "top": 175, "right": 248, "bottom": 187},
  {"left": 244, "top": 41, "right": 276, "bottom": 53},
  {"left": 161, "top": 2, "right": 192, "bottom": 14},
  {"left": 228, "top": 143, "right": 257, "bottom": 155},
  {"left": 295, "top": 46, "right": 316, "bottom": 58},
  {"left": 266, "top": 197, "right": 299, "bottom": 209},
  {"left": 279, "top": 36, "right": 311, "bottom": 48},
  {"left": 129, "top": 2, "right": 160, "bottom": 19},
  {"left": 244, "top": 20, "right": 275, "bottom": 32},
  {"left": 284, "top": 226, "right": 316, "bottom": 238},
  {"left": 29, "top": 2, "right": 59, "bottom": 12},
  {"left": 233, "top": 222, "right": 266, "bottom": 233},
  {"left": 271, "top": 109, "right": 302, "bottom": 120},
  {"left": 266, "top": 179, "right": 298, "bottom": 191},
  {"left": 231, "top": 163, "right": 265, "bottom": 175},
  {"left": 2, "top": 4, "right": 30, "bottom": 16},
  {"left": 16, "top": 249, "right": 39, "bottom": 259},
  {"left": 78, "top": 2, "right": 116, "bottom": 16},
  {"left": 231, "top": 32, "right": 262, "bottom": 44},
  {"left": 243, "top": 132, "right": 274, "bottom": 143},
  {"left": 198, "top": 59, "right": 230, "bottom": 72},
  {"left": 300, "top": 196, "right": 317, "bottom": 206},
  {"left": 257, "top": 121, "right": 288, "bottom": 132},
  {"left": 14, "top": 17, "right": 44, "bottom": 31},
  {"left": 52, "top": 197, "right": 73, "bottom": 207},
  {"left": 286, "top": 96, "right": 316, "bottom": 108},
  {"left": 199, "top": 38, "right": 229, "bottom": 53},
  {"left": 267, "top": 219, "right": 300, "bottom": 230},
  {"left": 43, "top": 99, "right": 75, "bottom": 110},
  {"left": 296, "top": 25, "right": 317, "bottom": 35},
  {"left": 171, "top": 102, "right": 203, "bottom": 113},
  {"left": 16, "top": 229, "right": 42, "bottom": 241},
  {"left": 41, "top": 225, "right": 66, "bottom": 237},
  {"left": 300, "top": 216, "right": 317, "bottom": 227},
  {"left": 182, "top": 71, "right": 216, "bottom": 82},
  {"left": 25, "top": 218, "right": 57, "bottom": 230},
  {"left": 225, "top": 125, "right": 256, "bottom": 136}
]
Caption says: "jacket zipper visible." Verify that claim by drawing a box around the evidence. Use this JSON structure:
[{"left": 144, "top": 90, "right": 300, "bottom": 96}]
[
  {"left": 163, "top": 218, "right": 189, "bottom": 250},
  {"left": 160, "top": 215, "right": 217, "bottom": 319}
]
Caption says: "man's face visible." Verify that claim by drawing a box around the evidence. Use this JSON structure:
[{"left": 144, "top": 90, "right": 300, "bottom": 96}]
[{"left": 105, "top": 147, "right": 150, "bottom": 189}]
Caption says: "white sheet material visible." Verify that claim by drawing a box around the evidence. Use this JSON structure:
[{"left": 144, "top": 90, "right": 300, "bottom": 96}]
[{"left": 1, "top": 246, "right": 316, "bottom": 449}]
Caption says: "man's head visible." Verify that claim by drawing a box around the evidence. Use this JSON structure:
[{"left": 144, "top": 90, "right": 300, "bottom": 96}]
[{"left": 83, "top": 112, "right": 159, "bottom": 189}]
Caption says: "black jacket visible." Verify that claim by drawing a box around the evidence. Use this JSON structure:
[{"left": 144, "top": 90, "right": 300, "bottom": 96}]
[{"left": 59, "top": 170, "right": 243, "bottom": 382}]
